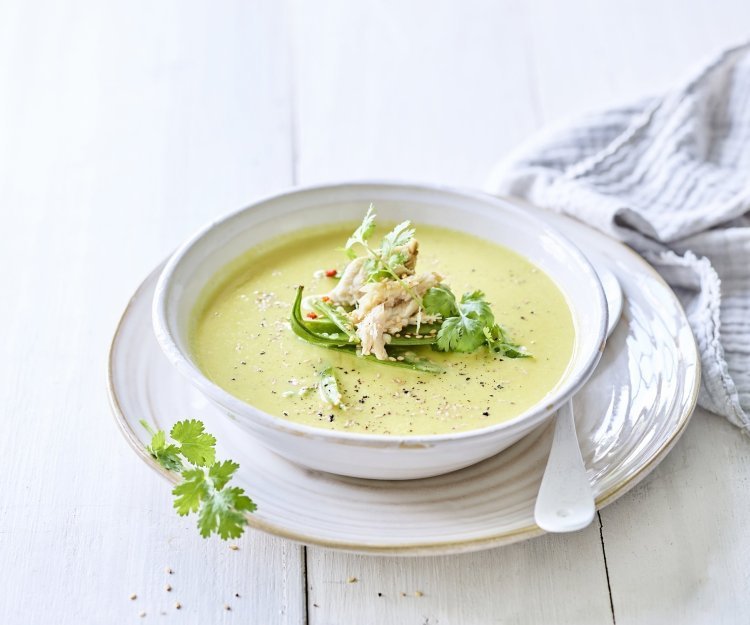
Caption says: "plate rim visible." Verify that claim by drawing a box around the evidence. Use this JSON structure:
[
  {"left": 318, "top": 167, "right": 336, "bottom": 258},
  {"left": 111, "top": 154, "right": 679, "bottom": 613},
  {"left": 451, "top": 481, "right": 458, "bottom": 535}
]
[{"left": 107, "top": 184, "right": 701, "bottom": 556}]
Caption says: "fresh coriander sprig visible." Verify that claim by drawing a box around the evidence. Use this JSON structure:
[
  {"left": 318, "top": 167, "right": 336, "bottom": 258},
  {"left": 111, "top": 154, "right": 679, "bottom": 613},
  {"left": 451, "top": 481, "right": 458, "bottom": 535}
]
[
  {"left": 140, "top": 419, "right": 256, "bottom": 540},
  {"left": 344, "top": 205, "right": 424, "bottom": 308},
  {"left": 425, "top": 288, "right": 531, "bottom": 358},
  {"left": 483, "top": 324, "right": 531, "bottom": 359},
  {"left": 291, "top": 208, "right": 531, "bottom": 366}
]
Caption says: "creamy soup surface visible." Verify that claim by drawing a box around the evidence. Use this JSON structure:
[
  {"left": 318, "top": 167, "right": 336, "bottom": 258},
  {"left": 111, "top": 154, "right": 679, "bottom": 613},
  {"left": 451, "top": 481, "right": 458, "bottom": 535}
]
[{"left": 191, "top": 223, "right": 575, "bottom": 436}]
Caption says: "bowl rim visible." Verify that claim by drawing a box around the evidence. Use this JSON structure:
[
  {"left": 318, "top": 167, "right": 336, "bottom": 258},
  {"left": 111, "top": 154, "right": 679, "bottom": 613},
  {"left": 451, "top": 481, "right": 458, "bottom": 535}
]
[{"left": 152, "top": 180, "right": 608, "bottom": 445}]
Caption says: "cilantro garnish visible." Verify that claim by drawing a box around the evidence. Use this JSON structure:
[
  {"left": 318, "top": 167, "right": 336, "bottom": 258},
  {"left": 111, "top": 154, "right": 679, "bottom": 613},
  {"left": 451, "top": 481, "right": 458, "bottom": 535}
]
[
  {"left": 140, "top": 420, "right": 256, "bottom": 540},
  {"left": 435, "top": 290, "right": 530, "bottom": 358},
  {"left": 483, "top": 324, "right": 531, "bottom": 359},
  {"left": 290, "top": 207, "right": 531, "bottom": 368},
  {"left": 344, "top": 204, "right": 377, "bottom": 256},
  {"left": 436, "top": 291, "right": 494, "bottom": 353},
  {"left": 343, "top": 206, "right": 423, "bottom": 306},
  {"left": 423, "top": 285, "right": 459, "bottom": 319}
]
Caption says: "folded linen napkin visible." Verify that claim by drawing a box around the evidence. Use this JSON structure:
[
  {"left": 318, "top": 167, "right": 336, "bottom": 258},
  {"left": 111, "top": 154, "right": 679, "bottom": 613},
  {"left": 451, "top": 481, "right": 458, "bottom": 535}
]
[{"left": 486, "top": 42, "right": 750, "bottom": 431}]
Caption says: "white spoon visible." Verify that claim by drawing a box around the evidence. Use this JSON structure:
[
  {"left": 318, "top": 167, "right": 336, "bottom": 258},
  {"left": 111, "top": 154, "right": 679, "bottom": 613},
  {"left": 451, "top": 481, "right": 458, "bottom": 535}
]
[{"left": 534, "top": 261, "right": 622, "bottom": 532}]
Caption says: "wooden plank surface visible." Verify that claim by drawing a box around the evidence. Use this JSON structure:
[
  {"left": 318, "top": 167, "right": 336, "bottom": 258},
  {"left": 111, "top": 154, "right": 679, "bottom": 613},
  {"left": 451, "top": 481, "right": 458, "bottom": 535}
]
[
  {"left": 2, "top": 0, "right": 750, "bottom": 623},
  {"left": 307, "top": 527, "right": 613, "bottom": 625},
  {"left": 0, "top": 2, "right": 305, "bottom": 624},
  {"left": 601, "top": 410, "right": 750, "bottom": 625}
]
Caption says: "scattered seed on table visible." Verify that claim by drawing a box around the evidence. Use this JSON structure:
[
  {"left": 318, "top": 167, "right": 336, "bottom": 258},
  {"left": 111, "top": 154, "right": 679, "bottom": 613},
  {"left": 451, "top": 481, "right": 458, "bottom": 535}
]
[
  {"left": 415, "top": 591, "right": 424, "bottom": 597},
  {"left": 165, "top": 584, "right": 172, "bottom": 592},
  {"left": 229, "top": 544, "right": 239, "bottom": 551},
  {"left": 347, "top": 576, "right": 358, "bottom": 583},
  {"left": 234, "top": 593, "right": 240, "bottom": 598},
  {"left": 165, "top": 567, "right": 173, "bottom": 575},
  {"left": 138, "top": 612, "right": 146, "bottom": 618},
  {"left": 175, "top": 602, "right": 182, "bottom": 610},
  {"left": 224, "top": 604, "right": 231, "bottom": 611},
  {"left": 129, "top": 593, "right": 137, "bottom": 601}
]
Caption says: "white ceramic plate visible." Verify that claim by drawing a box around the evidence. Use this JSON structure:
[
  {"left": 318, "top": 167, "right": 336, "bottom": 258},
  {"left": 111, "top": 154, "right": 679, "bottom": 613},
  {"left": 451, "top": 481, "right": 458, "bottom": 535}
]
[{"left": 108, "top": 197, "right": 699, "bottom": 556}]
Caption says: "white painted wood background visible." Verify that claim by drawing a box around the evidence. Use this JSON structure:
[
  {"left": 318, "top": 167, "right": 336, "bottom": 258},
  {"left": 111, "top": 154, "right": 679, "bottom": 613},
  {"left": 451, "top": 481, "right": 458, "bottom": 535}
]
[{"left": 2, "top": 1, "right": 749, "bottom": 623}]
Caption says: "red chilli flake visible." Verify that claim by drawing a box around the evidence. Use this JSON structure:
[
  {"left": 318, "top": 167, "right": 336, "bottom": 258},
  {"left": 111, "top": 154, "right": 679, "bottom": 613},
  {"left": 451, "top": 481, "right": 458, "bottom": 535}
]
[
  {"left": 321, "top": 296, "right": 330, "bottom": 302},
  {"left": 306, "top": 312, "right": 318, "bottom": 319},
  {"left": 325, "top": 269, "right": 338, "bottom": 277}
]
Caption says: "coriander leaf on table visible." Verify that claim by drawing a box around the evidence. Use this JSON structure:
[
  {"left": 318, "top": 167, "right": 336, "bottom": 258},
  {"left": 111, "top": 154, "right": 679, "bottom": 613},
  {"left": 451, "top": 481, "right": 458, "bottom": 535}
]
[
  {"left": 173, "top": 468, "right": 208, "bottom": 516},
  {"left": 209, "top": 459, "right": 240, "bottom": 490},
  {"left": 198, "top": 486, "right": 257, "bottom": 540},
  {"left": 140, "top": 420, "right": 256, "bottom": 540},
  {"left": 152, "top": 443, "right": 183, "bottom": 472},
  {"left": 140, "top": 420, "right": 184, "bottom": 471},
  {"left": 170, "top": 419, "right": 216, "bottom": 467}
]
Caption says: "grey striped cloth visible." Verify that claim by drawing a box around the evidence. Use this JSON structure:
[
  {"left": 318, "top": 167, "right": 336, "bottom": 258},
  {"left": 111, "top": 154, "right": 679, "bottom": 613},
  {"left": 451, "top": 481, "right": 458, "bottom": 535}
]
[{"left": 486, "top": 42, "right": 750, "bottom": 431}]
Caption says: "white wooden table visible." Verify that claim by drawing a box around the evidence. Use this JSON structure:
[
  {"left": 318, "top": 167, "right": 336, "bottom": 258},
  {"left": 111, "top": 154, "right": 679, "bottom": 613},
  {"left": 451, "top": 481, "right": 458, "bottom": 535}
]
[{"left": 3, "top": 1, "right": 750, "bottom": 623}]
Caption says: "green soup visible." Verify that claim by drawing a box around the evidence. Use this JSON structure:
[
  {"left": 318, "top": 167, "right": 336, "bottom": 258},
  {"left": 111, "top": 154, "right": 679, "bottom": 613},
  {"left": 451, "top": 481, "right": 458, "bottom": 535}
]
[{"left": 190, "top": 223, "right": 575, "bottom": 436}]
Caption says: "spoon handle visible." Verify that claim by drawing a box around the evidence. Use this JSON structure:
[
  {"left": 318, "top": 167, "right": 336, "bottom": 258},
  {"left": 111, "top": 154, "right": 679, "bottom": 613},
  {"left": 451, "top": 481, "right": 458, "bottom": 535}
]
[{"left": 534, "top": 401, "right": 595, "bottom": 532}]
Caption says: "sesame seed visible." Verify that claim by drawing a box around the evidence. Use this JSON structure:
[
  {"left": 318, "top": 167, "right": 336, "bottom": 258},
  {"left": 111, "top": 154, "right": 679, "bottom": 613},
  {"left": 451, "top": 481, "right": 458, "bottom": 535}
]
[{"left": 129, "top": 593, "right": 137, "bottom": 601}]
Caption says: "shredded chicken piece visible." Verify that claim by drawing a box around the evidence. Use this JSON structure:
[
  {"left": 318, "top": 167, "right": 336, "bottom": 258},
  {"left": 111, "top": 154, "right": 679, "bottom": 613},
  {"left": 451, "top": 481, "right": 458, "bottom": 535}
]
[
  {"left": 327, "top": 239, "right": 420, "bottom": 306},
  {"left": 327, "top": 257, "right": 368, "bottom": 306},
  {"left": 352, "top": 272, "right": 441, "bottom": 359},
  {"left": 391, "top": 239, "right": 419, "bottom": 276},
  {"left": 356, "top": 303, "right": 391, "bottom": 360},
  {"left": 326, "top": 235, "right": 441, "bottom": 360}
]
